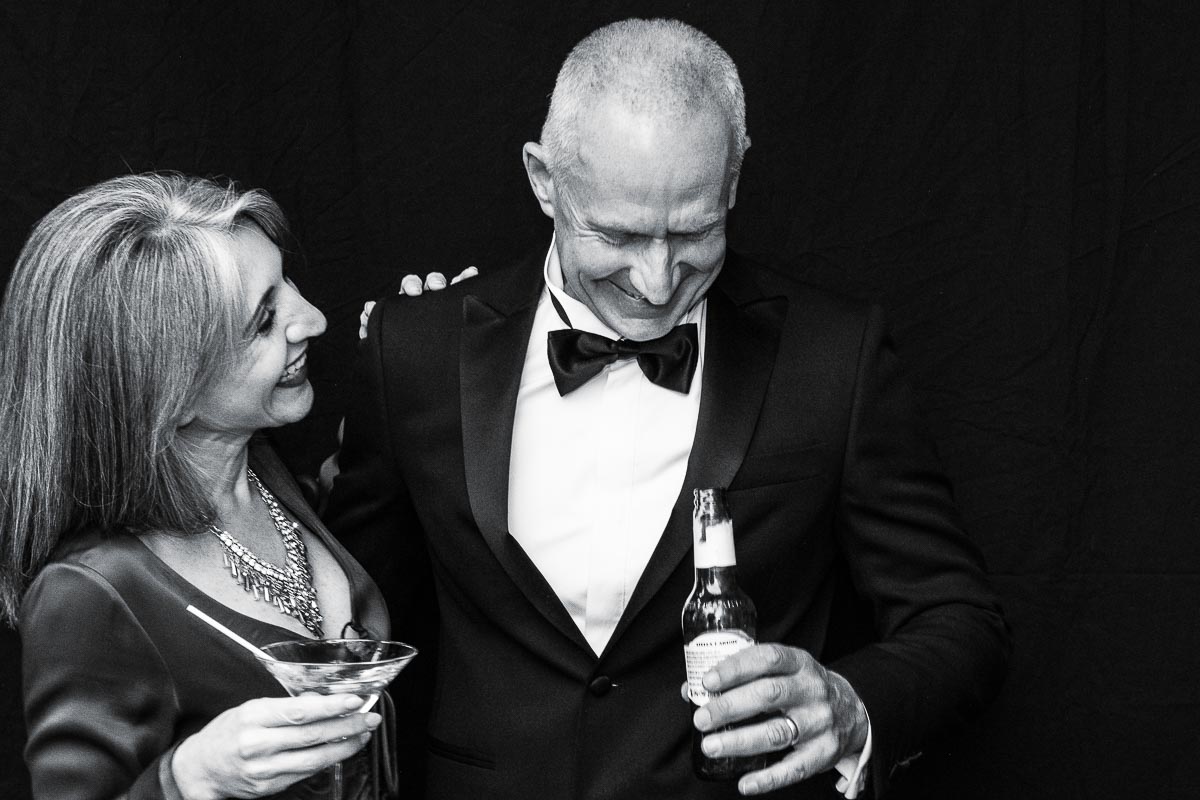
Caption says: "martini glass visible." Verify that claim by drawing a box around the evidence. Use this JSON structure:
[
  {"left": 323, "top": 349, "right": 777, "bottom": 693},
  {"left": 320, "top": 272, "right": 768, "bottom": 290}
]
[{"left": 256, "top": 639, "right": 417, "bottom": 800}]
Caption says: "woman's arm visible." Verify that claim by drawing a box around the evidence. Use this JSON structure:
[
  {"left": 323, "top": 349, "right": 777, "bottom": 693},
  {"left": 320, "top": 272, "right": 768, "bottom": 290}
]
[
  {"left": 21, "top": 561, "right": 183, "bottom": 799},
  {"left": 20, "top": 561, "right": 380, "bottom": 800}
]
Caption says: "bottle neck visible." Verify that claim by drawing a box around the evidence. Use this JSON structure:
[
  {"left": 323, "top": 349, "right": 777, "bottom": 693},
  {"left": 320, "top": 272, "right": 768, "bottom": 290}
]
[
  {"left": 693, "top": 518, "right": 736, "bottom": 568},
  {"left": 694, "top": 565, "right": 741, "bottom": 593}
]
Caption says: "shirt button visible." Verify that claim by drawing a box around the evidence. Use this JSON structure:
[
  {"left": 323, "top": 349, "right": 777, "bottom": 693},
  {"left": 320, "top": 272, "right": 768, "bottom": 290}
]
[{"left": 588, "top": 676, "right": 613, "bottom": 697}]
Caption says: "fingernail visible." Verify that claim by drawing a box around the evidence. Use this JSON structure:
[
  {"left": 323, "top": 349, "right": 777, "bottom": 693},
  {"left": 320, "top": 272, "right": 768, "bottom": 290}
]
[
  {"left": 740, "top": 777, "right": 761, "bottom": 795},
  {"left": 702, "top": 671, "right": 720, "bottom": 690},
  {"left": 365, "top": 712, "right": 382, "bottom": 729},
  {"left": 694, "top": 707, "right": 711, "bottom": 730},
  {"left": 702, "top": 735, "right": 722, "bottom": 756},
  {"left": 342, "top": 695, "right": 364, "bottom": 709}
]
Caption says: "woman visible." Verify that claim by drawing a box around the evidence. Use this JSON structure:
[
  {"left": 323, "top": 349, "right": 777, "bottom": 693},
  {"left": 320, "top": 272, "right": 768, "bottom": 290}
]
[{"left": 0, "top": 173, "right": 393, "bottom": 799}]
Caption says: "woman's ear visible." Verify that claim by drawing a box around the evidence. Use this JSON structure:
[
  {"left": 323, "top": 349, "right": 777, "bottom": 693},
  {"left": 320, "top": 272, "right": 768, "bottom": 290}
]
[{"left": 176, "top": 408, "right": 197, "bottom": 430}]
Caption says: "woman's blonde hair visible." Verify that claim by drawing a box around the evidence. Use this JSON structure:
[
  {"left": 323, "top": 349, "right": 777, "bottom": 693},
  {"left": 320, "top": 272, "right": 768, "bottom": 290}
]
[{"left": 0, "top": 172, "right": 291, "bottom": 624}]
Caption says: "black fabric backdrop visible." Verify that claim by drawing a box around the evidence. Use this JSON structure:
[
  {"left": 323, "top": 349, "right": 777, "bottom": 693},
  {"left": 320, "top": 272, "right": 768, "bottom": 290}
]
[{"left": 2, "top": 2, "right": 1198, "bottom": 798}]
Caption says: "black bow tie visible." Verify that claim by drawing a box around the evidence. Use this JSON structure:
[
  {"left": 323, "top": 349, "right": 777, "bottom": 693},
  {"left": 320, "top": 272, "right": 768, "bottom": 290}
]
[{"left": 547, "top": 323, "right": 699, "bottom": 396}]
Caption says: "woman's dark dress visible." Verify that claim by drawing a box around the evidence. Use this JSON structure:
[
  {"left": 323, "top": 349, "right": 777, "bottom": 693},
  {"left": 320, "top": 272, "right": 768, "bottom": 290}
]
[{"left": 19, "top": 444, "right": 391, "bottom": 800}]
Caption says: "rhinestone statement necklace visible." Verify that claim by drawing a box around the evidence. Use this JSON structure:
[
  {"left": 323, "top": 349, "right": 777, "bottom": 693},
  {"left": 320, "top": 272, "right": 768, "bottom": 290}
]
[{"left": 210, "top": 468, "right": 324, "bottom": 637}]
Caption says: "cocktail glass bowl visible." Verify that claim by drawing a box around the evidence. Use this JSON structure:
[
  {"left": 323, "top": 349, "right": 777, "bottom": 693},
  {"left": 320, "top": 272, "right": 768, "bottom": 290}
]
[{"left": 256, "top": 639, "right": 417, "bottom": 799}]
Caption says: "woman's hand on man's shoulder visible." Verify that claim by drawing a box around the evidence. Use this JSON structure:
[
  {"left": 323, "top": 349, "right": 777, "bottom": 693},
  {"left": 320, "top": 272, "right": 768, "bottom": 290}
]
[{"left": 359, "top": 266, "right": 479, "bottom": 339}]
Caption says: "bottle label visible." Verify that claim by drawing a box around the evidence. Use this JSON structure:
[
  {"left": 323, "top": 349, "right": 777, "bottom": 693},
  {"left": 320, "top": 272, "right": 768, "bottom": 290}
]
[{"left": 684, "top": 630, "right": 755, "bottom": 705}]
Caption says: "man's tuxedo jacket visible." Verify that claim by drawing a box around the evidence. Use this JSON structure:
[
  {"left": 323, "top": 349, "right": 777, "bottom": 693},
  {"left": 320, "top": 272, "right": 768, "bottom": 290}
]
[{"left": 324, "top": 250, "right": 1010, "bottom": 799}]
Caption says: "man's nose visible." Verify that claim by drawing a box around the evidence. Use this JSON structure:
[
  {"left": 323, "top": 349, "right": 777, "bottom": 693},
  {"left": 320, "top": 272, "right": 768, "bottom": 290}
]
[{"left": 628, "top": 238, "right": 676, "bottom": 304}]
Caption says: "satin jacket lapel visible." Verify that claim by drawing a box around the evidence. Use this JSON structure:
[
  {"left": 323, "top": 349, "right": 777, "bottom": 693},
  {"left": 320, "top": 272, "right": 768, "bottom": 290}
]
[
  {"left": 607, "top": 266, "right": 787, "bottom": 654},
  {"left": 460, "top": 262, "right": 594, "bottom": 655}
]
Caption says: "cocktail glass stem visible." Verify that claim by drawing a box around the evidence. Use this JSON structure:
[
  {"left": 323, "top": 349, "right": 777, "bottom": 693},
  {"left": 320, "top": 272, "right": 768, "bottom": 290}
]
[
  {"left": 328, "top": 692, "right": 378, "bottom": 800},
  {"left": 330, "top": 762, "right": 345, "bottom": 800}
]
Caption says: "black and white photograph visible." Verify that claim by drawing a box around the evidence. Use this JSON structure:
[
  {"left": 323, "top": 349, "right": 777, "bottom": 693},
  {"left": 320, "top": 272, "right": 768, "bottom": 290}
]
[{"left": 1, "top": 3, "right": 1197, "bottom": 799}]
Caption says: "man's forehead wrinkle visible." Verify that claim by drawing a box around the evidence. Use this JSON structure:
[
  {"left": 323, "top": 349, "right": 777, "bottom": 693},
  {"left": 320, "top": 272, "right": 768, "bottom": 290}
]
[
  {"left": 566, "top": 159, "right": 728, "bottom": 237},
  {"left": 583, "top": 202, "right": 725, "bottom": 239}
]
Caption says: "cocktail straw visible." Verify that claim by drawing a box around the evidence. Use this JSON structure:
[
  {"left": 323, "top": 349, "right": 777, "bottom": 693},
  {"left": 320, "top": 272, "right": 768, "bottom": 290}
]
[{"left": 186, "top": 604, "right": 276, "bottom": 661}]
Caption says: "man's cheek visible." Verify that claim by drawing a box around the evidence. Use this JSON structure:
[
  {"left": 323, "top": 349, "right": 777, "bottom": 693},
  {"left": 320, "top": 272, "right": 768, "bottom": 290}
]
[{"left": 576, "top": 249, "right": 626, "bottom": 281}]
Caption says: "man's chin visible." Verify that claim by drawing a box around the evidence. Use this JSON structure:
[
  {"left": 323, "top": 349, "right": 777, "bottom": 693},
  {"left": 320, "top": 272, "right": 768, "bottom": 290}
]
[{"left": 606, "top": 316, "right": 684, "bottom": 342}]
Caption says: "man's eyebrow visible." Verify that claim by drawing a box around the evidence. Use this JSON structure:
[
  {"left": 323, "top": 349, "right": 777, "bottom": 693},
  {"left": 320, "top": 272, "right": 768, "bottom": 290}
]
[
  {"left": 244, "top": 286, "right": 277, "bottom": 335},
  {"left": 670, "top": 219, "right": 722, "bottom": 235},
  {"left": 593, "top": 223, "right": 642, "bottom": 237},
  {"left": 592, "top": 217, "right": 723, "bottom": 237}
]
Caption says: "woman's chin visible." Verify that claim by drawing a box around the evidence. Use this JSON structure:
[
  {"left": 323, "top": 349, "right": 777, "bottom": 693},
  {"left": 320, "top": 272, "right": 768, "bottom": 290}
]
[{"left": 267, "top": 383, "right": 315, "bottom": 427}]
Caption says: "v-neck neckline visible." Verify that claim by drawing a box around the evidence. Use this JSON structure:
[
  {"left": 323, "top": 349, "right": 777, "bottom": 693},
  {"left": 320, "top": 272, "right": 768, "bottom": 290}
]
[{"left": 131, "top": 493, "right": 377, "bottom": 645}]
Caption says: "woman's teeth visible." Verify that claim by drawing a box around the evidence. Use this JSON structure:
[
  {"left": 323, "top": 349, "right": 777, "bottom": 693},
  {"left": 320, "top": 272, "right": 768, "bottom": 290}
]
[{"left": 281, "top": 352, "right": 306, "bottom": 381}]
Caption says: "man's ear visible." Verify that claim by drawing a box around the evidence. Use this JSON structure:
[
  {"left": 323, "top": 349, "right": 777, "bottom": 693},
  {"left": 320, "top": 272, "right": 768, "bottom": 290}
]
[
  {"left": 523, "top": 142, "right": 558, "bottom": 220},
  {"left": 727, "top": 170, "right": 741, "bottom": 211}
]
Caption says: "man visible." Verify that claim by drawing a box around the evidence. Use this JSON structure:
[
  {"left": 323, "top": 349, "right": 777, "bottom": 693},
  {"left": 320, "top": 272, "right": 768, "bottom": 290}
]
[{"left": 326, "top": 18, "right": 1009, "bottom": 799}]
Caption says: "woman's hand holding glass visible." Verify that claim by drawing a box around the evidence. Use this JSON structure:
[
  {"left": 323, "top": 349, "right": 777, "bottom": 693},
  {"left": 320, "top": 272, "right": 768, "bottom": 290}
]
[{"left": 170, "top": 693, "right": 381, "bottom": 800}]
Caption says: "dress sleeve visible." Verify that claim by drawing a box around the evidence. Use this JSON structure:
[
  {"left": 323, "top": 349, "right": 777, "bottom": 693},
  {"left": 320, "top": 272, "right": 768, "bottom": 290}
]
[{"left": 20, "top": 561, "right": 181, "bottom": 800}]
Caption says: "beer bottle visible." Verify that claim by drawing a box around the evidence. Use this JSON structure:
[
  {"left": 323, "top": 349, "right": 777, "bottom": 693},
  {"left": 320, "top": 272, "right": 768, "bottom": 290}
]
[{"left": 681, "top": 487, "right": 771, "bottom": 779}]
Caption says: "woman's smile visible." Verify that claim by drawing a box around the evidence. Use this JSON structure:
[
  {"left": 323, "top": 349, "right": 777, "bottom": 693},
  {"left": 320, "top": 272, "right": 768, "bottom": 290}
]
[{"left": 277, "top": 350, "right": 308, "bottom": 388}]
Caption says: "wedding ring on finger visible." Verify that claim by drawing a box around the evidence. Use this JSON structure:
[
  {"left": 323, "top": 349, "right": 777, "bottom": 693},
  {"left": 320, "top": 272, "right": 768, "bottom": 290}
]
[{"left": 780, "top": 713, "right": 802, "bottom": 748}]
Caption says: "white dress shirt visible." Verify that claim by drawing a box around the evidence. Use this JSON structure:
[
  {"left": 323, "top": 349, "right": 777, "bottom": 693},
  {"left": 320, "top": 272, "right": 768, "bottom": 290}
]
[
  {"left": 505, "top": 241, "right": 869, "bottom": 797},
  {"left": 508, "top": 242, "right": 706, "bottom": 656}
]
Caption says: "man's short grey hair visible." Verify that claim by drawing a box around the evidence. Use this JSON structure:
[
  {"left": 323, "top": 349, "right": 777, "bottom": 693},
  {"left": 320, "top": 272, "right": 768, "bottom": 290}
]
[{"left": 540, "top": 18, "right": 750, "bottom": 179}]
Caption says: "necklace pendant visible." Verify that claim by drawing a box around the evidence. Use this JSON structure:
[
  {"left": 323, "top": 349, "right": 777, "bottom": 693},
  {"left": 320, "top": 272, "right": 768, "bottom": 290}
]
[{"left": 210, "top": 468, "right": 325, "bottom": 637}]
